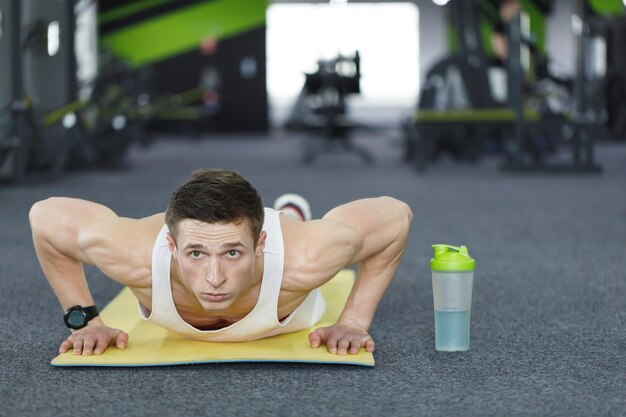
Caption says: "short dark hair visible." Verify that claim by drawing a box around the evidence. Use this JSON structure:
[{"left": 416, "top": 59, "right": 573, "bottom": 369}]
[{"left": 165, "top": 169, "right": 264, "bottom": 245}]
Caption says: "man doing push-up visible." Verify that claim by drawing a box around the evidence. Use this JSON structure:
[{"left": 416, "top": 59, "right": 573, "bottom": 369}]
[{"left": 29, "top": 169, "right": 412, "bottom": 356}]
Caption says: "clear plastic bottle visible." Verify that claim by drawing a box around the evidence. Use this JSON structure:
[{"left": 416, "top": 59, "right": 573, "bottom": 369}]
[{"left": 430, "top": 244, "right": 475, "bottom": 352}]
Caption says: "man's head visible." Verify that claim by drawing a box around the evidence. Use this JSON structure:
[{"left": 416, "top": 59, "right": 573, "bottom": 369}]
[
  {"left": 165, "top": 169, "right": 264, "bottom": 246},
  {"left": 499, "top": 0, "right": 521, "bottom": 21},
  {"left": 165, "top": 169, "right": 266, "bottom": 311}
]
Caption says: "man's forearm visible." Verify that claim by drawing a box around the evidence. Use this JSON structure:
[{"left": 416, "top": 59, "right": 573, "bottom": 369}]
[
  {"left": 32, "top": 231, "right": 95, "bottom": 311},
  {"left": 337, "top": 239, "right": 407, "bottom": 330},
  {"left": 29, "top": 198, "right": 105, "bottom": 311},
  {"left": 338, "top": 215, "right": 410, "bottom": 329},
  {"left": 320, "top": 196, "right": 412, "bottom": 330}
]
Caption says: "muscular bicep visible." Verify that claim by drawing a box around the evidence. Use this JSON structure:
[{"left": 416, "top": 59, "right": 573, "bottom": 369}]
[
  {"left": 305, "top": 219, "right": 364, "bottom": 273},
  {"left": 282, "top": 197, "right": 411, "bottom": 292},
  {"left": 321, "top": 197, "right": 412, "bottom": 266},
  {"left": 78, "top": 218, "right": 124, "bottom": 264}
]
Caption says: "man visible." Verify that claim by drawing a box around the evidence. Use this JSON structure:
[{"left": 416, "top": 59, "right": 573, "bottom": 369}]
[{"left": 30, "top": 169, "right": 412, "bottom": 356}]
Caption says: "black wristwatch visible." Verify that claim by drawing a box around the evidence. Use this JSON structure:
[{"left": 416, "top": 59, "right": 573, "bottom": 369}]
[{"left": 64, "top": 305, "right": 99, "bottom": 330}]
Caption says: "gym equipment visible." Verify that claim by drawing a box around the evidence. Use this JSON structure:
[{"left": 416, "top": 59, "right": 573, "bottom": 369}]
[
  {"left": 405, "top": 1, "right": 513, "bottom": 169},
  {"left": 69, "top": 51, "right": 154, "bottom": 168},
  {"left": 20, "top": 0, "right": 79, "bottom": 176},
  {"left": 405, "top": 0, "right": 604, "bottom": 172},
  {"left": 51, "top": 270, "right": 374, "bottom": 367},
  {"left": 67, "top": 0, "right": 155, "bottom": 168},
  {"left": 0, "top": 0, "right": 155, "bottom": 181},
  {"left": 0, "top": 0, "right": 76, "bottom": 181},
  {"left": 285, "top": 52, "right": 373, "bottom": 164},
  {"left": 604, "top": 16, "right": 626, "bottom": 139},
  {"left": 0, "top": 0, "right": 25, "bottom": 180},
  {"left": 576, "top": 1, "right": 626, "bottom": 141}
]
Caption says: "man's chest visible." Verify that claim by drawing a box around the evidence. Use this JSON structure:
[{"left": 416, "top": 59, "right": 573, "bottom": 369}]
[{"left": 129, "top": 281, "right": 310, "bottom": 330}]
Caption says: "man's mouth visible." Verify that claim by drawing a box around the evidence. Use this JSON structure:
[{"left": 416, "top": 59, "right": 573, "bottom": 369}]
[{"left": 202, "top": 293, "right": 229, "bottom": 302}]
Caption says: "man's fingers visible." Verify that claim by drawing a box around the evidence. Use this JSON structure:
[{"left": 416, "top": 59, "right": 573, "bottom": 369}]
[
  {"left": 115, "top": 331, "right": 129, "bottom": 349},
  {"left": 308, "top": 330, "right": 321, "bottom": 348},
  {"left": 326, "top": 335, "right": 340, "bottom": 354},
  {"left": 72, "top": 338, "right": 84, "bottom": 355},
  {"left": 309, "top": 328, "right": 328, "bottom": 348},
  {"left": 349, "top": 339, "right": 362, "bottom": 355},
  {"left": 310, "top": 326, "right": 375, "bottom": 355},
  {"left": 82, "top": 336, "right": 96, "bottom": 356},
  {"left": 59, "top": 339, "right": 72, "bottom": 354},
  {"left": 59, "top": 329, "right": 128, "bottom": 355},
  {"left": 336, "top": 339, "right": 351, "bottom": 355},
  {"left": 93, "top": 337, "right": 108, "bottom": 355}
]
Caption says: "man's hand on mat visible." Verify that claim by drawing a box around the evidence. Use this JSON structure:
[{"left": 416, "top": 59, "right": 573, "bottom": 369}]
[
  {"left": 59, "top": 320, "right": 129, "bottom": 355},
  {"left": 308, "top": 319, "right": 375, "bottom": 355}
]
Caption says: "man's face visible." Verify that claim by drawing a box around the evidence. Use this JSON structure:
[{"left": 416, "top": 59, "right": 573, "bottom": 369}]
[
  {"left": 500, "top": 0, "right": 521, "bottom": 21},
  {"left": 167, "top": 219, "right": 266, "bottom": 312}
]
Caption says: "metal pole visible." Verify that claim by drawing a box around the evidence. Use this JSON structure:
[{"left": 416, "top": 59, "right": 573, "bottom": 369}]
[{"left": 507, "top": 14, "right": 524, "bottom": 168}]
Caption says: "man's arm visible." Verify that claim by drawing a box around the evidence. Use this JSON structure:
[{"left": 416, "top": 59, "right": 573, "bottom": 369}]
[
  {"left": 29, "top": 197, "right": 137, "bottom": 355},
  {"left": 297, "top": 197, "right": 413, "bottom": 355}
]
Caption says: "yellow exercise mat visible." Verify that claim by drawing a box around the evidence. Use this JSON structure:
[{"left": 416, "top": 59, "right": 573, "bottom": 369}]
[{"left": 52, "top": 270, "right": 374, "bottom": 367}]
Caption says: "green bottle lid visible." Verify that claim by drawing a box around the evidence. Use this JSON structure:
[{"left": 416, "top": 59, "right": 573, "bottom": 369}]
[{"left": 430, "top": 244, "right": 475, "bottom": 271}]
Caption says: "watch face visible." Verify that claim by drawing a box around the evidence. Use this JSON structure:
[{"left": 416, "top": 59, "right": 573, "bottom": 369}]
[{"left": 67, "top": 310, "right": 86, "bottom": 328}]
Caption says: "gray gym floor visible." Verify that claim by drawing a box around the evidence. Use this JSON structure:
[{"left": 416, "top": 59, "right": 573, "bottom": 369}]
[{"left": 1, "top": 131, "right": 624, "bottom": 417}]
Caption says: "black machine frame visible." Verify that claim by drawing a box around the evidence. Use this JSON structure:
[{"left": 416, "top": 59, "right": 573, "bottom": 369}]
[
  {"left": 285, "top": 51, "right": 374, "bottom": 164},
  {"left": 0, "top": 0, "right": 25, "bottom": 180}
]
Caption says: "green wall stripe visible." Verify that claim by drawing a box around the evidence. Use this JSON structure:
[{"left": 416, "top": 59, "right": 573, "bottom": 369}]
[
  {"left": 588, "top": 0, "right": 625, "bottom": 16},
  {"left": 98, "top": 0, "right": 174, "bottom": 25},
  {"left": 101, "top": 0, "right": 267, "bottom": 67}
]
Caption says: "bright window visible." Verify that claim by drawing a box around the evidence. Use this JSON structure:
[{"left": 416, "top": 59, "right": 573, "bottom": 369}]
[{"left": 267, "top": 2, "right": 420, "bottom": 111}]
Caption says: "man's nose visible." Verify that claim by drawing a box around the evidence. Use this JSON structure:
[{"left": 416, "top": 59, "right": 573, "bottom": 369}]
[{"left": 206, "top": 258, "right": 225, "bottom": 288}]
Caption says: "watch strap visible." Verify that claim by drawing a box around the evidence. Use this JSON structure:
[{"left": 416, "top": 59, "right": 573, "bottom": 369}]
[{"left": 83, "top": 305, "right": 99, "bottom": 321}]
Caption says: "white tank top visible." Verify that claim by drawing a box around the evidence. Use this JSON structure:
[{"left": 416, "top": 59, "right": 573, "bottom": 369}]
[{"left": 138, "top": 208, "right": 326, "bottom": 342}]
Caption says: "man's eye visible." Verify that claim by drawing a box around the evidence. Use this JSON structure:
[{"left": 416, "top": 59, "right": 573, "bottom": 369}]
[
  {"left": 191, "top": 251, "right": 201, "bottom": 258},
  {"left": 227, "top": 250, "right": 240, "bottom": 258}
]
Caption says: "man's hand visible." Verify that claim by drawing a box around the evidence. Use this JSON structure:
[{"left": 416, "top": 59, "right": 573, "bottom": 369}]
[
  {"left": 308, "top": 319, "right": 375, "bottom": 355},
  {"left": 59, "top": 321, "right": 128, "bottom": 356}
]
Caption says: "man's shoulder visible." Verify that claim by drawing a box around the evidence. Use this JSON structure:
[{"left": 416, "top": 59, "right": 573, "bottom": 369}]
[
  {"left": 279, "top": 216, "right": 349, "bottom": 293},
  {"left": 82, "top": 213, "right": 165, "bottom": 288},
  {"left": 136, "top": 213, "right": 167, "bottom": 235},
  {"left": 97, "top": 213, "right": 165, "bottom": 257}
]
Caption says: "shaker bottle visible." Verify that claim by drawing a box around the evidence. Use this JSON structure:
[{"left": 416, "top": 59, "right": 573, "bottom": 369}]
[{"left": 430, "top": 244, "right": 475, "bottom": 352}]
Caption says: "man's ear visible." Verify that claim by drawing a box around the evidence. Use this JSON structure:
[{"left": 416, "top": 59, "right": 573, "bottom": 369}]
[
  {"left": 256, "top": 231, "right": 267, "bottom": 256},
  {"left": 166, "top": 232, "right": 177, "bottom": 257}
]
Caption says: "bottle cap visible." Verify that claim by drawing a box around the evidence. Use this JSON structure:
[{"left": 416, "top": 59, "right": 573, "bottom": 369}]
[{"left": 430, "top": 244, "right": 475, "bottom": 271}]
